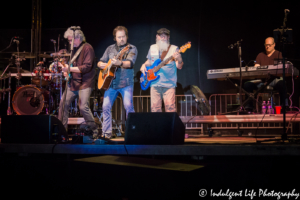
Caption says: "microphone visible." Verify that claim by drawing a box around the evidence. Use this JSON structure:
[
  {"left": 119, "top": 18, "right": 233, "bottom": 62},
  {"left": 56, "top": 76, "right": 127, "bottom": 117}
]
[
  {"left": 70, "top": 26, "right": 81, "bottom": 31},
  {"left": 13, "top": 39, "right": 19, "bottom": 43},
  {"left": 228, "top": 44, "right": 234, "bottom": 49},
  {"left": 14, "top": 36, "right": 23, "bottom": 39},
  {"left": 50, "top": 39, "right": 56, "bottom": 43},
  {"left": 285, "top": 9, "right": 290, "bottom": 14}
]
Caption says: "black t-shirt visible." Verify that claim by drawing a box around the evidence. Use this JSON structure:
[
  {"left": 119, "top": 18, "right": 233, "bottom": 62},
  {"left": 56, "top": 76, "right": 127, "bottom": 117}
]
[{"left": 255, "top": 50, "right": 282, "bottom": 66}]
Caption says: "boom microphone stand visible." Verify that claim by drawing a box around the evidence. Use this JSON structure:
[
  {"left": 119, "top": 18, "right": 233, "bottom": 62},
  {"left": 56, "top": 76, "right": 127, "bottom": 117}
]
[
  {"left": 274, "top": 9, "right": 292, "bottom": 141},
  {"left": 228, "top": 39, "right": 246, "bottom": 115},
  {"left": 59, "top": 26, "right": 80, "bottom": 125},
  {"left": 257, "top": 9, "right": 293, "bottom": 143}
]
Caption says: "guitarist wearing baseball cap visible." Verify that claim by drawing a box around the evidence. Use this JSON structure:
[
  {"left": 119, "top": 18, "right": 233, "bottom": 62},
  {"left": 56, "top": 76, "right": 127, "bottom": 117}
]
[{"left": 140, "top": 28, "right": 184, "bottom": 112}]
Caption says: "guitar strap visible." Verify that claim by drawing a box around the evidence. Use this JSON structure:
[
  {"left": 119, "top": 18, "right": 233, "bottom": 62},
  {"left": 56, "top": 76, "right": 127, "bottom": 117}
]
[
  {"left": 160, "top": 45, "right": 171, "bottom": 61},
  {"left": 68, "top": 43, "right": 86, "bottom": 82},
  {"left": 69, "top": 43, "right": 86, "bottom": 65}
]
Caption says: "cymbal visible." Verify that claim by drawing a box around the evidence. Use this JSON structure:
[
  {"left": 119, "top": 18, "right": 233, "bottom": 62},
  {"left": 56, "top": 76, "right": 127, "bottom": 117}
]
[
  {"left": 39, "top": 54, "right": 52, "bottom": 58},
  {"left": 13, "top": 52, "right": 36, "bottom": 59},
  {"left": 50, "top": 52, "right": 71, "bottom": 57},
  {"left": 6, "top": 67, "right": 31, "bottom": 73}
]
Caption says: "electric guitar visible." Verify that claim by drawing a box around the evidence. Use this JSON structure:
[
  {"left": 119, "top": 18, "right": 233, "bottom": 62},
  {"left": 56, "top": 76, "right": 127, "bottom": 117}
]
[
  {"left": 60, "top": 59, "right": 72, "bottom": 84},
  {"left": 98, "top": 45, "right": 131, "bottom": 90},
  {"left": 140, "top": 42, "right": 191, "bottom": 90}
]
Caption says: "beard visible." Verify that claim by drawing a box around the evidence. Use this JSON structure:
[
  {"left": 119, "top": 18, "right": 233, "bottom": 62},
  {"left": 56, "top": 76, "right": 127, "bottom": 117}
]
[{"left": 156, "top": 39, "right": 169, "bottom": 52}]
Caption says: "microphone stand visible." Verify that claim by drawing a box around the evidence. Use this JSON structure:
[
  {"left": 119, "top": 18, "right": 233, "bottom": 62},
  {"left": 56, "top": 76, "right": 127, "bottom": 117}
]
[
  {"left": 0, "top": 54, "right": 15, "bottom": 79},
  {"left": 228, "top": 39, "right": 244, "bottom": 115},
  {"left": 59, "top": 27, "right": 78, "bottom": 126},
  {"left": 237, "top": 40, "right": 244, "bottom": 115},
  {"left": 15, "top": 40, "right": 21, "bottom": 86},
  {"left": 279, "top": 10, "right": 290, "bottom": 141},
  {"left": 257, "top": 9, "right": 292, "bottom": 144},
  {"left": 50, "top": 39, "right": 57, "bottom": 115}
]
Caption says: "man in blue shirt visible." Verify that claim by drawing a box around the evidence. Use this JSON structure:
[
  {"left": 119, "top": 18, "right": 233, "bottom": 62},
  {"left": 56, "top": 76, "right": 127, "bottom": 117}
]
[
  {"left": 98, "top": 26, "right": 137, "bottom": 139},
  {"left": 140, "top": 28, "right": 183, "bottom": 112}
]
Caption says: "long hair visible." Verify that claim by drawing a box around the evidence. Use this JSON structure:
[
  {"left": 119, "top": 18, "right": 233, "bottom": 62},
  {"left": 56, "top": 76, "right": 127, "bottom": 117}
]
[{"left": 113, "top": 26, "right": 128, "bottom": 41}]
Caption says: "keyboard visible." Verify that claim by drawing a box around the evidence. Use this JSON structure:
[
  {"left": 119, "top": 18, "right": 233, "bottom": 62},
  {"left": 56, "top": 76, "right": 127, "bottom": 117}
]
[{"left": 207, "top": 64, "right": 299, "bottom": 80}]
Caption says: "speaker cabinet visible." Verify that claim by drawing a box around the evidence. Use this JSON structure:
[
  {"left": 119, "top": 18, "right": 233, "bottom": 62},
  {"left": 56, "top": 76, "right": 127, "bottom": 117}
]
[
  {"left": 125, "top": 112, "right": 185, "bottom": 145},
  {"left": 1, "top": 115, "right": 68, "bottom": 144}
]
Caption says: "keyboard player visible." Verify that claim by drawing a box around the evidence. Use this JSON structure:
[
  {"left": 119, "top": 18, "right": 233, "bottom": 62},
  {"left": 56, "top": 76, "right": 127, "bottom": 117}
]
[{"left": 244, "top": 37, "right": 286, "bottom": 112}]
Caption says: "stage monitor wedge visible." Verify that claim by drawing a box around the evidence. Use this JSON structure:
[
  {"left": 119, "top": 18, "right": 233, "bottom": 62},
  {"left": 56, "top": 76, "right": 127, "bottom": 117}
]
[
  {"left": 1, "top": 115, "right": 68, "bottom": 144},
  {"left": 125, "top": 112, "right": 185, "bottom": 145}
]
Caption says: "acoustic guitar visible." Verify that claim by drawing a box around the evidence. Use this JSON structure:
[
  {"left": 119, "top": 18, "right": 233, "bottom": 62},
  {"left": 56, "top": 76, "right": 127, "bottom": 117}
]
[{"left": 98, "top": 45, "right": 130, "bottom": 90}]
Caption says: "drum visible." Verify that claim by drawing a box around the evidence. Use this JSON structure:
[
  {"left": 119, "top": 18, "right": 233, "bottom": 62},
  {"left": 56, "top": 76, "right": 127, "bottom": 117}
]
[
  {"left": 12, "top": 85, "right": 50, "bottom": 115},
  {"left": 50, "top": 77, "right": 66, "bottom": 90},
  {"left": 49, "top": 61, "right": 65, "bottom": 90},
  {"left": 49, "top": 62, "right": 62, "bottom": 73},
  {"left": 32, "top": 66, "right": 50, "bottom": 87}
]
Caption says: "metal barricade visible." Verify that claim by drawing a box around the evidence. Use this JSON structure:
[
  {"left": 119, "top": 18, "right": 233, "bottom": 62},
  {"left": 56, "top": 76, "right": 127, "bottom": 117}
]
[
  {"left": 111, "top": 96, "right": 124, "bottom": 123},
  {"left": 209, "top": 93, "right": 243, "bottom": 115},
  {"left": 132, "top": 95, "right": 203, "bottom": 132},
  {"left": 208, "top": 93, "right": 286, "bottom": 133},
  {"left": 209, "top": 93, "right": 282, "bottom": 115}
]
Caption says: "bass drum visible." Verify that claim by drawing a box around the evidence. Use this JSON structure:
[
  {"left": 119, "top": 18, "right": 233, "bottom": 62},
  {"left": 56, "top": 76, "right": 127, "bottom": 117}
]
[{"left": 12, "top": 85, "right": 50, "bottom": 115}]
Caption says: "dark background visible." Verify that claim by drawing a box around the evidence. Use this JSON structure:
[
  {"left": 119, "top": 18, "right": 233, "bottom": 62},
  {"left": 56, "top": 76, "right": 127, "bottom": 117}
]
[{"left": 0, "top": 0, "right": 299, "bottom": 95}]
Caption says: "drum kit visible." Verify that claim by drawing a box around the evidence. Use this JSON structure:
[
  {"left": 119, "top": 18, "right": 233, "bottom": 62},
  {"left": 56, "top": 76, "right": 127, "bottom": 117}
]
[{"left": 0, "top": 50, "right": 71, "bottom": 116}]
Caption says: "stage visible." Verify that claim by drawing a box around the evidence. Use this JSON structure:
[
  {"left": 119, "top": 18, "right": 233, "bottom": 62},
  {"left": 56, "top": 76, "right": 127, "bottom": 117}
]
[
  {"left": 1, "top": 136, "right": 300, "bottom": 156},
  {"left": 1, "top": 114, "right": 300, "bottom": 199},
  {"left": 1, "top": 113, "right": 300, "bottom": 156}
]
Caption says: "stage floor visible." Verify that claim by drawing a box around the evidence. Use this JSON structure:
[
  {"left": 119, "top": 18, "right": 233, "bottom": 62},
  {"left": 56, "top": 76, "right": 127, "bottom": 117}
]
[{"left": 1, "top": 135, "right": 300, "bottom": 156}]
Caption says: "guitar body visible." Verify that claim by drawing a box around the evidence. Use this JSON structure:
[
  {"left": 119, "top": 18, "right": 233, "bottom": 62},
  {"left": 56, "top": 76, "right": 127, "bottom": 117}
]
[
  {"left": 140, "top": 59, "right": 161, "bottom": 90},
  {"left": 97, "top": 45, "right": 131, "bottom": 90},
  {"left": 98, "top": 59, "right": 118, "bottom": 90},
  {"left": 139, "top": 42, "right": 191, "bottom": 91}
]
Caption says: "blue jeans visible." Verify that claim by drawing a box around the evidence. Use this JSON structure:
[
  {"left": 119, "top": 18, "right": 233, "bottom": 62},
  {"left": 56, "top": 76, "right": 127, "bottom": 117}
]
[
  {"left": 58, "top": 86, "right": 96, "bottom": 130},
  {"left": 150, "top": 87, "right": 176, "bottom": 112},
  {"left": 102, "top": 85, "right": 135, "bottom": 136}
]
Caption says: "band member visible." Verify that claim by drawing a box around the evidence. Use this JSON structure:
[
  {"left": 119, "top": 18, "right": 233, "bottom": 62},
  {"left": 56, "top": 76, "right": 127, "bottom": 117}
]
[
  {"left": 58, "top": 27, "right": 98, "bottom": 135},
  {"left": 140, "top": 28, "right": 183, "bottom": 112},
  {"left": 97, "top": 26, "right": 137, "bottom": 139},
  {"left": 244, "top": 37, "right": 286, "bottom": 111},
  {"left": 49, "top": 49, "right": 69, "bottom": 81}
]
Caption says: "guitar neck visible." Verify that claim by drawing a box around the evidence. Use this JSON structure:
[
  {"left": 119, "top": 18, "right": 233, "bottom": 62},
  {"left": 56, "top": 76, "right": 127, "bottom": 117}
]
[{"left": 153, "top": 56, "right": 174, "bottom": 73}]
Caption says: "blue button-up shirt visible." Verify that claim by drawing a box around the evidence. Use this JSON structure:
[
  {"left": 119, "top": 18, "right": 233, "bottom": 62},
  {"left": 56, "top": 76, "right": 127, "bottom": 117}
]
[{"left": 100, "top": 43, "right": 138, "bottom": 89}]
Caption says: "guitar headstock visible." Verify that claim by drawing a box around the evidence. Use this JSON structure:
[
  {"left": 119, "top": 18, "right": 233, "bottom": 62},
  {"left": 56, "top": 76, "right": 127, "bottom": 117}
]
[
  {"left": 179, "top": 42, "right": 191, "bottom": 53},
  {"left": 117, "top": 45, "right": 131, "bottom": 59}
]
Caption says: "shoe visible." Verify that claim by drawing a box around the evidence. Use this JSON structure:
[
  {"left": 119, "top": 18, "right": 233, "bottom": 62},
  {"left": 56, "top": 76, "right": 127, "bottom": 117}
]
[
  {"left": 101, "top": 133, "right": 112, "bottom": 139},
  {"left": 92, "top": 129, "right": 99, "bottom": 139}
]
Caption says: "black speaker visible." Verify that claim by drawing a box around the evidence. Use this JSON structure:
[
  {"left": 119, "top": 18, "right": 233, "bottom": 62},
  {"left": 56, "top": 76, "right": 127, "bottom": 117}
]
[
  {"left": 125, "top": 112, "right": 185, "bottom": 145},
  {"left": 1, "top": 115, "right": 68, "bottom": 144}
]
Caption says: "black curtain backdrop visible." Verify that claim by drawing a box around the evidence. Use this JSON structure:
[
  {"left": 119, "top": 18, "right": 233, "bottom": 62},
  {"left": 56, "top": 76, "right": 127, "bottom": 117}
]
[{"left": 1, "top": 0, "right": 299, "bottom": 98}]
